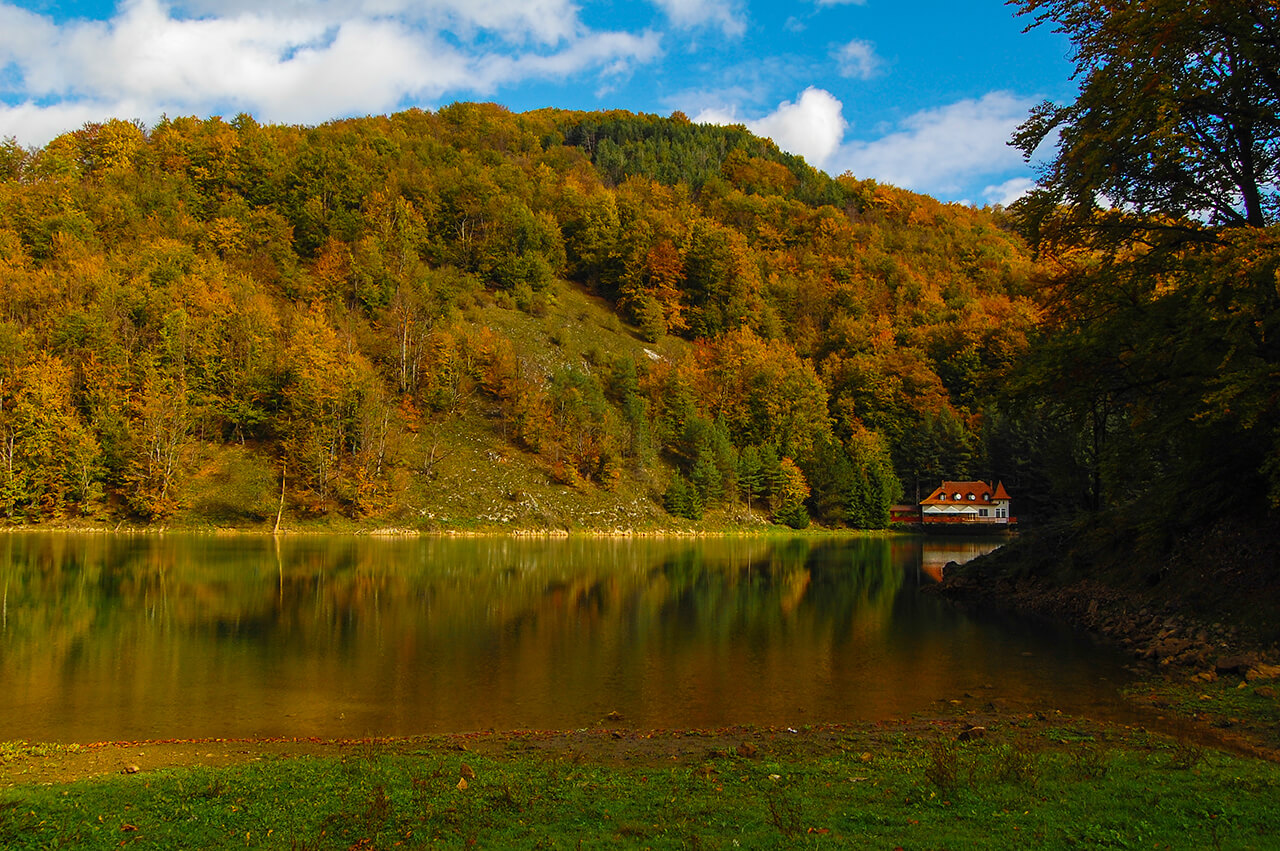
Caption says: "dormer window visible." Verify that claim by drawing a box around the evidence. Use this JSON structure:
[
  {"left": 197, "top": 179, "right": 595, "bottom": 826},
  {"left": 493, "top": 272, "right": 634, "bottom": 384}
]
[
  {"left": 938, "top": 493, "right": 946, "bottom": 500},
  {"left": 983, "top": 494, "right": 991, "bottom": 501},
  {"left": 953, "top": 493, "right": 962, "bottom": 500},
  {"left": 968, "top": 493, "right": 976, "bottom": 501}
]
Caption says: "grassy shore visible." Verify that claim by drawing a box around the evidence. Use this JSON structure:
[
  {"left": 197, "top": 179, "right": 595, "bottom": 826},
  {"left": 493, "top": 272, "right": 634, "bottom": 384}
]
[{"left": 3, "top": 684, "right": 1279, "bottom": 850}]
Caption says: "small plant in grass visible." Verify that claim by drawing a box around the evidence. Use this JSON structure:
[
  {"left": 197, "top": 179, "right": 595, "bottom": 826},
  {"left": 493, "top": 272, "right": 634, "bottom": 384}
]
[
  {"left": 1068, "top": 744, "right": 1111, "bottom": 781},
  {"left": 361, "top": 784, "right": 393, "bottom": 832},
  {"left": 1167, "top": 738, "right": 1205, "bottom": 770},
  {"left": 993, "top": 743, "right": 1040, "bottom": 786},
  {"left": 765, "top": 785, "right": 803, "bottom": 838},
  {"left": 199, "top": 777, "right": 228, "bottom": 799},
  {"left": 484, "top": 781, "right": 523, "bottom": 813},
  {"left": 924, "top": 737, "right": 961, "bottom": 795},
  {"left": 617, "top": 823, "right": 653, "bottom": 839},
  {"left": 0, "top": 800, "right": 30, "bottom": 843}
]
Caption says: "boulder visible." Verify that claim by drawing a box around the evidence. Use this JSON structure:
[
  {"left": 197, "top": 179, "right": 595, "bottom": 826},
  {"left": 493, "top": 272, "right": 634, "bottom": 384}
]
[
  {"left": 1245, "top": 663, "right": 1280, "bottom": 682},
  {"left": 1215, "top": 655, "right": 1259, "bottom": 676},
  {"left": 1154, "top": 637, "right": 1192, "bottom": 659}
]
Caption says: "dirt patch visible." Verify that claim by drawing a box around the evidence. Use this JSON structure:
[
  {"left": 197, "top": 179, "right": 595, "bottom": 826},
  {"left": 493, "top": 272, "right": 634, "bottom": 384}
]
[
  {"left": 0, "top": 738, "right": 351, "bottom": 788},
  {"left": 6, "top": 697, "right": 1278, "bottom": 791},
  {"left": 0, "top": 726, "right": 893, "bottom": 788}
]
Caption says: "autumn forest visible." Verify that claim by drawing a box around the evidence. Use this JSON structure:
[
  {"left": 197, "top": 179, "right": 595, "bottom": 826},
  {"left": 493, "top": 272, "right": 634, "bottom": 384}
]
[
  {"left": 0, "top": 106, "right": 1042, "bottom": 530},
  {"left": 1, "top": 9, "right": 1277, "bottom": 542}
]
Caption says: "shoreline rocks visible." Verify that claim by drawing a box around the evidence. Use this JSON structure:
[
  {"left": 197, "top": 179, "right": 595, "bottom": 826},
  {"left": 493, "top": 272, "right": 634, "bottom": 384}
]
[{"left": 933, "top": 569, "right": 1275, "bottom": 676}]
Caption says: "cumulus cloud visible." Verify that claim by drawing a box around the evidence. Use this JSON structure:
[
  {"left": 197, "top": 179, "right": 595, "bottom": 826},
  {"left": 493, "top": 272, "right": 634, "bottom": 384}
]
[
  {"left": 694, "top": 87, "right": 1038, "bottom": 200},
  {"left": 748, "top": 87, "right": 847, "bottom": 166},
  {"left": 831, "top": 91, "right": 1036, "bottom": 194},
  {"left": 983, "top": 177, "right": 1036, "bottom": 207},
  {"left": 834, "top": 38, "right": 878, "bottom": 79},
  {"left": 0, "top": 0, "right": 660, "bottom": 145},
  {"left": 696, "top": 86, "right": 846, "bottom": 168},
  {"left": 649, "top": 0, "right": 746, "bottom": 37},
  {"left": 171, "top": 0, "right": 585, "bottom": 45},
  {"left": 0, "top": 100, "right": 158, "bottom": 148}
]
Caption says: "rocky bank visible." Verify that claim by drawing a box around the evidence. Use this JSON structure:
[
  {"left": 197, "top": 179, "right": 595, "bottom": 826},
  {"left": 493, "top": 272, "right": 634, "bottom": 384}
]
[{"left": 931, "top": 514, "right": 1280, "bottom": 681}]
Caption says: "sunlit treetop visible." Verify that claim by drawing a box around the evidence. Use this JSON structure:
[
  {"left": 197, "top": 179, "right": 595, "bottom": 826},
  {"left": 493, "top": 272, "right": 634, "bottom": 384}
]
[{"left": 1013, "top": 0, "right": 1280, "bottom": 233}]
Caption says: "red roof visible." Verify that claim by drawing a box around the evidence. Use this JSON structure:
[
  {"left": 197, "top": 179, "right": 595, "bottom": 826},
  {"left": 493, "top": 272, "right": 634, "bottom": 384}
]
[{"left": 920, "top": 480, "right": 1010, "bottom": 506}]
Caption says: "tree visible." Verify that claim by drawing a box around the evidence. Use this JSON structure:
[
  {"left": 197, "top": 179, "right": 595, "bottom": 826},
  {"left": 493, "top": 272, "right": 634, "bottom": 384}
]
[
  {"left": 125, "top": 360, "right": 189, "bottom": 519},
  {"left": 663, "top": 474, "right": 703, "bottom": 520},
  {"left": 844, "top": 427, "right": 902, "bottom": 529},
  {"left": 1, "top": 353, "right": 103, "bottom": 519},
  {"left": 737, "top": 445, "right": 765, "bottom": 513},
  {"left": 771, "top": 457, "right": 811, "bottom": 529},
  {"left": 803, "top": 435, "right": 857, "bottom": 526},
  {"left": 1009, "top": 0, "right": 1280, "bottom": 519},
  {"left": 1013, "top": 0, "right": 1280, "bottom": 235}
]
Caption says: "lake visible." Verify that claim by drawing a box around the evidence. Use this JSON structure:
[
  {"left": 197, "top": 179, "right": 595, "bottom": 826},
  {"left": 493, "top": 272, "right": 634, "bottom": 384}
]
[{"left": 0, "top": 533, "right": 1135, "bottom": 743}]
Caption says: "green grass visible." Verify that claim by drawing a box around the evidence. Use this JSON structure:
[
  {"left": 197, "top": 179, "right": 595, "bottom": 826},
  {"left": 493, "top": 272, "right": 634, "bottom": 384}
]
[
  {"left": 1127, "top": 675, "right": 1280, "bottom": 752},
  {"left": 3, "top": 726, "right": 1279, "bottom": 849}
]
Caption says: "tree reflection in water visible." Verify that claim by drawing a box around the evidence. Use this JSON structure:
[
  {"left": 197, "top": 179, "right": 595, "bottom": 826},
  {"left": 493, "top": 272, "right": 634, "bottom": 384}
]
[{"left": 0, "top": 533, "right": 1131, "bottom": 743}]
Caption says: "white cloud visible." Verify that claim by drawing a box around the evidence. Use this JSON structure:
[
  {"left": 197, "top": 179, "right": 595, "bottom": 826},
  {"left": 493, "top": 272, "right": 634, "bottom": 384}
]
[
  {"left": 694, "top": 87, "right": 1038, "bottom": 200},
  {"left": 831, "top": 92, "right": 1036, "bottom": 194},
  {"left": 172, "top": 0, "right": 585, "bottom": 45},
  {"left": 834, "top": 39, "right": 878, "bottom": 79},
  {"left": 0, "top": 0, "right": 660, "bottom": 146},
  {"left": 695, "top": 87, "right": 847, "bottom": 168},
  {"left": 748, "top": 88, "right": 847, "bottom": 166},
  {"left": 649, "top": 0, "right": 745, "bottom": 37},
  {"left": 983, "top": 177, "right": 1036, "bottom": 207},
  {"left": 0, "top": 99, "right": 159, "bottom": 147},
  {"left": 476, "top": 30, "right": 661, "bottom": 91}
]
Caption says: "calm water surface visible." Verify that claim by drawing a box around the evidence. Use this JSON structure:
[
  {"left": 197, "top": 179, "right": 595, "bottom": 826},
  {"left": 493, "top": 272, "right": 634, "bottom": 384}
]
[{"left": 0, "top": 533, "right": 1135, "bottom": 743}]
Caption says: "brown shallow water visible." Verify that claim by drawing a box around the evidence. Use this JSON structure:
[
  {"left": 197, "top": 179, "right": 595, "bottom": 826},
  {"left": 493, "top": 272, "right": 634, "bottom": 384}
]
[{"left": 0, "top": 533, "right": 1140, "bottom": 744}]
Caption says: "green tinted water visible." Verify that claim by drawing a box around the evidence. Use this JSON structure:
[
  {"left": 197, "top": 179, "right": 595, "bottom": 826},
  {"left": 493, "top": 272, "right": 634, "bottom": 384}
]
[{"left": 0, "top": 533, "right": 1132, "bottom": 743}]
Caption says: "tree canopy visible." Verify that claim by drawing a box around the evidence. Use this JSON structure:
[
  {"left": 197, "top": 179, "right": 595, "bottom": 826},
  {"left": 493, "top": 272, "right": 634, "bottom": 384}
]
[
  {"left": 1014, "top": 0, "right": 1280, "bottom": 238},
  {"left": 1006, "top": 0, "right": 1280, "bottom": 530},
  {"left": 0, "top": 106, "right": 1036, "bottom": 528}
]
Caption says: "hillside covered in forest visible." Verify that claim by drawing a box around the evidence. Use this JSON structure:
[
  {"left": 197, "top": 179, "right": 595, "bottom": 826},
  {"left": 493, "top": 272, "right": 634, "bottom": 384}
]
[{"left": 0, "top": 105, "right": 1043, "bottom": 530}]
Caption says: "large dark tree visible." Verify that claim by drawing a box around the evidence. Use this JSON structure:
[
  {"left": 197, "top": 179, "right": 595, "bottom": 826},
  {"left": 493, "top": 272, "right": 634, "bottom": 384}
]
[
  {"left": 1007, "top": 0, "right": 1280, "bottom": 523},
  {"left": 1014, "top": 0, "right": 1280, "bottom": 239}
]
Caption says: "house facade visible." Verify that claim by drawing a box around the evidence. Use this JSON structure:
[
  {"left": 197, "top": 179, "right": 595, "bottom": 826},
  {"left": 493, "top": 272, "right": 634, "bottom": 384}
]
[{"left": 919, "top": 481, "right": 1012, "bottom": 525}]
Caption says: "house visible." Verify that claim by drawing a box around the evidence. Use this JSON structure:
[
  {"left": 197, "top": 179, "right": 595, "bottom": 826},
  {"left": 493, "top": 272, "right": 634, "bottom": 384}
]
[{"left": 919, "top": 481, "right": 1013, "bottom": 525}]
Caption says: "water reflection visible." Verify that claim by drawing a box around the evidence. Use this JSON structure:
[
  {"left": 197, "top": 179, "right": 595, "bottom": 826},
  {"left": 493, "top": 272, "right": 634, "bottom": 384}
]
[{"left": 0, "top": 533, "right": 1131, "bottom": 743}]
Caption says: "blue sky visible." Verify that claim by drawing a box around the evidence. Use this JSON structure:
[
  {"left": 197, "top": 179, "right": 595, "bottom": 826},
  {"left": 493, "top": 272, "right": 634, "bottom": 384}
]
[{"left": 0, "top": 0, "right": 1076, "bottom": 205}]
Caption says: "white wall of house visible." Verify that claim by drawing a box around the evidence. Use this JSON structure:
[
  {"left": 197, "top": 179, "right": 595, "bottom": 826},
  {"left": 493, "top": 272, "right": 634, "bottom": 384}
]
[{"left": 921, "top": 499, "right": 1011, "bottom": 523}]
